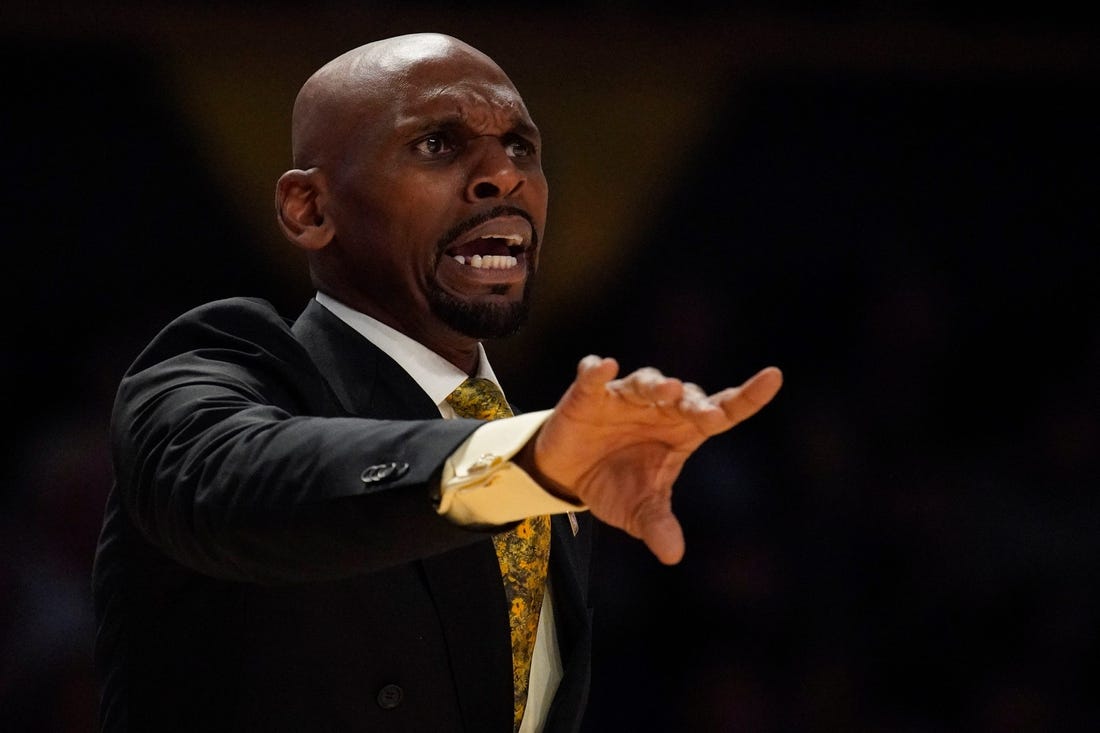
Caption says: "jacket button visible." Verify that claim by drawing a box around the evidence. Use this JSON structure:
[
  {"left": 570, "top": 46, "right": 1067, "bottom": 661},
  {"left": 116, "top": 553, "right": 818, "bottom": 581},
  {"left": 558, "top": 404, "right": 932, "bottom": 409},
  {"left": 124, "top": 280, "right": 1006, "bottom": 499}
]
[
  {"left": 376, "top": 683, "right": 404, "bottom": 709},
  {"left": 361, "top": 462, "right": 410, "bottom": 483}
]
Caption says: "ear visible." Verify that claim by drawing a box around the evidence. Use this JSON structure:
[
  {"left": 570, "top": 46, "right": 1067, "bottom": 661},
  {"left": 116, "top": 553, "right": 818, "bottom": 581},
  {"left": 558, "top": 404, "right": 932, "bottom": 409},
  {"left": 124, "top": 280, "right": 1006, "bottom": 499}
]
[{"left": 275, "top": 168, "right": 335, "bottom": 251}]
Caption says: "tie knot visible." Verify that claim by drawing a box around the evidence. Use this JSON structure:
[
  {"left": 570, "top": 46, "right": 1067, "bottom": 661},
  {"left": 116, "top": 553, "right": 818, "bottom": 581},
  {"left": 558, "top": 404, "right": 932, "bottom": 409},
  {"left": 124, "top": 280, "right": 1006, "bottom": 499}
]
[{"left": 446, "top": 377, "right": 514, "bottom": 420}]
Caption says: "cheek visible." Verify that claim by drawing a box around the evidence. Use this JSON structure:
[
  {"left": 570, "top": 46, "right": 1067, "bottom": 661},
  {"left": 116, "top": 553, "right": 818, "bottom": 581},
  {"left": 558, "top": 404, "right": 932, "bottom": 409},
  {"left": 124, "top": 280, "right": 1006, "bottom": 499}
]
[
  {"left": 349, "top": 177, "right": 442, "bottom": 246},
  {"left": 371, "top": 181, "right": 458, "bottom": 276},
  {"left": 386, "top": 171, "right": 456, "bottom": 219},
  {"left": 525, "top": 172, "right": 550, "bottom": 219}
]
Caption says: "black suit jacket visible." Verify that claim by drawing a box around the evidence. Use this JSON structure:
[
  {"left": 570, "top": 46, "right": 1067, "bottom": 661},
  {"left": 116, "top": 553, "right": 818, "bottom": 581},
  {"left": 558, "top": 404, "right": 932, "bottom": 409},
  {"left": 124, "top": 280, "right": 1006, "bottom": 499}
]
[{"left": 93, "top": 297, "right": 593, "bottom": 732}]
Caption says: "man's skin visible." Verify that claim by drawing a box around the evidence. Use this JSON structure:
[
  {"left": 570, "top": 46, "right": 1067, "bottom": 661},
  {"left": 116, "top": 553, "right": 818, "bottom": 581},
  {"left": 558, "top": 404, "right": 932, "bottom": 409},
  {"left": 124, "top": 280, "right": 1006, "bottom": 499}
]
[{"left": 275, "top": 32, "right": 783, "bottom": 566}]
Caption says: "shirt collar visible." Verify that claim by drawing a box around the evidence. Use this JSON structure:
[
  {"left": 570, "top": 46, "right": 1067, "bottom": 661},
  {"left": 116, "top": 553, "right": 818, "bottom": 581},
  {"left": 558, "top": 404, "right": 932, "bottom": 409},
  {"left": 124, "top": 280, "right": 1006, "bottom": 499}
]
[{"left": 313, "top": 292, "right": 503, "bottom": 412}]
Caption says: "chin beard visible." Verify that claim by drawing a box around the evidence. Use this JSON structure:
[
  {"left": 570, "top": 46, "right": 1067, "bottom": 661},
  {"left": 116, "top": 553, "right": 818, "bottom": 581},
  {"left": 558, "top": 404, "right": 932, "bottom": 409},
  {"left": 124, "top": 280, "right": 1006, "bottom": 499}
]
[{"left": 428, "top": 278, "right": 535, "bottom": 340}]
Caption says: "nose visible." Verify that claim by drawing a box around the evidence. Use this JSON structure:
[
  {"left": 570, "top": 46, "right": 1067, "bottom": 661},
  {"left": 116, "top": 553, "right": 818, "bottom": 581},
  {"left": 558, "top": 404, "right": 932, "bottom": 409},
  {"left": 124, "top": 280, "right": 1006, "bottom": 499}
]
[{"left": 464, "top": 137, "right": 525, "bottom": 202}]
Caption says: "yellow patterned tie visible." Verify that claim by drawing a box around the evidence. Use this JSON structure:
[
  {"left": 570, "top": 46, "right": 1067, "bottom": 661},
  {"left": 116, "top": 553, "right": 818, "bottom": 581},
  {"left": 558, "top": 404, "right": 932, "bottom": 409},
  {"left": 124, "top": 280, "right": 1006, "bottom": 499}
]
[{"left": 446, "top": 377, "right": 551, "bottom": 733}]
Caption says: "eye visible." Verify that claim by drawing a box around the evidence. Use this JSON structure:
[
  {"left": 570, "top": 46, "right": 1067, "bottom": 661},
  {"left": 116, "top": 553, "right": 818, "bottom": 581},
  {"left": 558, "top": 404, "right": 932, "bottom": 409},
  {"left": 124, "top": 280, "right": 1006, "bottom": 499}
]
[
  {"left": 414, "top": 134, "right": 455, "bottom": 156},
  {"left": 504, "top": 135, "right": 536, "bottom": 158}
]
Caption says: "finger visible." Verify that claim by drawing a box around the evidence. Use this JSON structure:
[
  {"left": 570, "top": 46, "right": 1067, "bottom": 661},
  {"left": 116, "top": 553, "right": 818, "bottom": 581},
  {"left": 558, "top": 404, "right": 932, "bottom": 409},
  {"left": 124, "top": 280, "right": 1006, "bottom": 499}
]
[
  {"left": 677, "top": 382, "right": 711, "bottom": 412},
  {"left": 573, "top": 355, "right": 619, "bottom": 395},
  {"left": 610, "top": 367, "right": 684, "bottom": 407},
  {"left": 629, "top": 494, "right": 686, "bottom": 565},
  {"left": 642, "top": 511, "right": 686, "bottom": 565},
  {"left": 672, "top": 381, "right": 744, "bottom": 438},
  {"left": 711, "top": 366, "right": 784, "bottom": 425}
]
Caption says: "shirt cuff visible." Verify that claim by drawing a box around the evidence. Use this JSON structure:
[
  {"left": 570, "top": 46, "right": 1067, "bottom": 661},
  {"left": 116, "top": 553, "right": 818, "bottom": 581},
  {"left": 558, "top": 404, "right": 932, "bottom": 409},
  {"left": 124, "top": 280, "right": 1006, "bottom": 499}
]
[{"left": 437, "top": 409, "right": 586, "bottom": 526}]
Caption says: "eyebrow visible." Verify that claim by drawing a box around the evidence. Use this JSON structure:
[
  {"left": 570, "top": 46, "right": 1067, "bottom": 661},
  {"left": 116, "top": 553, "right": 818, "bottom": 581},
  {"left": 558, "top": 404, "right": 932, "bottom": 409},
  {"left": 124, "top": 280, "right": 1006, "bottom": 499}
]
[{"left": 397, "top": 112, "right": 541, "bottom": 141}]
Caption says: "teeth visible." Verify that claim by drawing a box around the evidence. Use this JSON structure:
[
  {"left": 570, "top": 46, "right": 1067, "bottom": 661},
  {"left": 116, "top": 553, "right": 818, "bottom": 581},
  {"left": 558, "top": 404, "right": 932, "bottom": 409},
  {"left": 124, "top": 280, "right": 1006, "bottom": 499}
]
[{"left": 452, "top": 254, "right": 518, "bottom": 269}]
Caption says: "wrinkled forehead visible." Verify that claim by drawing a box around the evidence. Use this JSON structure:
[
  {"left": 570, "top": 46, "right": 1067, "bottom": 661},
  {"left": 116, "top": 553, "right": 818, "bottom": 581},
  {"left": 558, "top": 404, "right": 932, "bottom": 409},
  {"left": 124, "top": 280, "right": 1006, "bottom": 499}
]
[
  {"left": 393, "top": 72, "right": 535, "bottom": 132},
  {"left": 375, "top": 50, "right": 536, "bottom": 130}
]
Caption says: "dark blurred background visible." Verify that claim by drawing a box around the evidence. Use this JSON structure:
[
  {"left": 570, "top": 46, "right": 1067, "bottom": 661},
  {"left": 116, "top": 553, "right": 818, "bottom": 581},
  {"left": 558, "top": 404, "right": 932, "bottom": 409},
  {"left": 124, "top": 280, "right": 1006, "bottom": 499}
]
[{"left": 3, "top": 2, "right": 1097, "bottom": 731}]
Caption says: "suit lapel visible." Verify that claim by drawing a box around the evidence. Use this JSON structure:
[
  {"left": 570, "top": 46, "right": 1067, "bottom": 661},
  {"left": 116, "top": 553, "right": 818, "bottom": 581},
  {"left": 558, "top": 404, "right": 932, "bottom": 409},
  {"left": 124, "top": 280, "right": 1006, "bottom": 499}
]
[
  {"left": 291, "top": 299, "right": 440, "bottom": 419},
  {"left": 543, "top": 512, "right": 594, "bottom": 732},
  {"left": 549, "top": 513, "right": 591, "bottom": 638}
]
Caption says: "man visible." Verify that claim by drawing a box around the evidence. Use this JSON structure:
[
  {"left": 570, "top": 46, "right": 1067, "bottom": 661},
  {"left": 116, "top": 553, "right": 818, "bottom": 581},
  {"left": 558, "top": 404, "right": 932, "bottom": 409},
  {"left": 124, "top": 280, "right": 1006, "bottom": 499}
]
[{"left": 92, "top": 32, "right": 782, "bottom": 732}]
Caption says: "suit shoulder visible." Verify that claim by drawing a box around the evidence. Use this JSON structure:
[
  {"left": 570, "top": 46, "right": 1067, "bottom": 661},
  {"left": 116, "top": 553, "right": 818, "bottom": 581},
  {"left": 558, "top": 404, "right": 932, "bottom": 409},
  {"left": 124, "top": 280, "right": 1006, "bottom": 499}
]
[
  {"left": 171, "top": 296, "right": 293, "bottom": 332},
  {"left": 126, "top": 297, "right": 307, "bottom": 375}
]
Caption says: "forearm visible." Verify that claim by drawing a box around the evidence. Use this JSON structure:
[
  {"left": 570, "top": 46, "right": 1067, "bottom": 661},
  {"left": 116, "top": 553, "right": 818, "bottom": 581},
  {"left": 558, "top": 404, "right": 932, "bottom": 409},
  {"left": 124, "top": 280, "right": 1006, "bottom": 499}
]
[{"left": 113, "top": 372, "right": 487, "bottom": 583}]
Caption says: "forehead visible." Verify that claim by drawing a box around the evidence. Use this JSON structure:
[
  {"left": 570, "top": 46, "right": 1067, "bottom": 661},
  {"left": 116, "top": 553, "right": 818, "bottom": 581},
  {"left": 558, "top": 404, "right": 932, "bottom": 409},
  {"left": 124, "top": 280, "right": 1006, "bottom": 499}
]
[
  {"left": 368, "top": 51, "right": 537, "bottom": 136},
  {"left": 395, "top": 78, "right": 536, "bottom": 134}
]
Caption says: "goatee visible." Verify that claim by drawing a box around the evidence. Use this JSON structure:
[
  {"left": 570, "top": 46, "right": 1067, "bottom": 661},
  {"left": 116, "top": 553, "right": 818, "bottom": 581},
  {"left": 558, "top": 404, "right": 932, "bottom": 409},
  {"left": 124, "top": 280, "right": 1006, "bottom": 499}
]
[{"left": 428, "top": 277, "right": 535, "bottom": 340}]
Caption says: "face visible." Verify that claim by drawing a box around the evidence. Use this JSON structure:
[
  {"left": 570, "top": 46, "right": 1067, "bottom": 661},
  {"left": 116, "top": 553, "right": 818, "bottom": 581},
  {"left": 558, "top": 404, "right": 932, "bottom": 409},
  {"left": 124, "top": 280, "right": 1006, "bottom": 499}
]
[{"left": 316, "top": 39, "right": 548, "bottom": 350}]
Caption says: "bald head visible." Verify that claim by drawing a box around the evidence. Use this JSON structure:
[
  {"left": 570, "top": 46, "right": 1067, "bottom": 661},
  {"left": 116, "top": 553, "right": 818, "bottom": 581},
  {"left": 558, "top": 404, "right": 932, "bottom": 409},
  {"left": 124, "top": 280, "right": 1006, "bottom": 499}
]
[{"left": 291, "top": 34, "right": 516, "bottom": 169}]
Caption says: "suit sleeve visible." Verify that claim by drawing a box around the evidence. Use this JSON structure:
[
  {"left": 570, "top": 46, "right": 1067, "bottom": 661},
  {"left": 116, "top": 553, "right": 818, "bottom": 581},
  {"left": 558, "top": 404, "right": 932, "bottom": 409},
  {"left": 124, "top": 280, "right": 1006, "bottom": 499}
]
[{"left": 109, "top": 298, "right": 491, "bottom": 584}]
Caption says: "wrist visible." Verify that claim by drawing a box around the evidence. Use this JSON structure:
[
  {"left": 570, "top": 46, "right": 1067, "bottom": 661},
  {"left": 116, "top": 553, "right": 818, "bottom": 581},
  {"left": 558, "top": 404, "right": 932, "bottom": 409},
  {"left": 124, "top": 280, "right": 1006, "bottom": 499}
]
[{"left": 516, "top": 436, "right": 579, "bottom": 503}]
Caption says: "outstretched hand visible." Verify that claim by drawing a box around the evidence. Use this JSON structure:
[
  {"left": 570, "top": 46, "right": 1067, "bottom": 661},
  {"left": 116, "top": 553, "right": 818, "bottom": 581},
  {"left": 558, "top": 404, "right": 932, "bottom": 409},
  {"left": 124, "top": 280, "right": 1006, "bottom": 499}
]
[{"left": 523, "top": 356, "right": 783, "bottom": 565}]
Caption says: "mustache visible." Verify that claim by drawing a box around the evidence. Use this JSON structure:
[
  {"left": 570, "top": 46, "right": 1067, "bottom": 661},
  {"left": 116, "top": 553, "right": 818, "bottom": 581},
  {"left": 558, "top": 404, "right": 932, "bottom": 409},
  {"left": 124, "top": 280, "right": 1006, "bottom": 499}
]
[{"left": 435, "top": 205, "right": 539, "bottom": 257}]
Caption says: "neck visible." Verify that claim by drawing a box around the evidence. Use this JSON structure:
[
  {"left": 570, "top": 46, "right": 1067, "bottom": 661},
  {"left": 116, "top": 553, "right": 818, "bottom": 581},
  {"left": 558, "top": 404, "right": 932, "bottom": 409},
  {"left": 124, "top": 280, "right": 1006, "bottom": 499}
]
[
  {"left": 319, "top": 288, "right": 481, "bottom": 374},
  {"left": 381, "top": 317, "right": 482, "bottom": 375},
  {"left": 434, "top": 339, "right": 481, "bottom": 375}
]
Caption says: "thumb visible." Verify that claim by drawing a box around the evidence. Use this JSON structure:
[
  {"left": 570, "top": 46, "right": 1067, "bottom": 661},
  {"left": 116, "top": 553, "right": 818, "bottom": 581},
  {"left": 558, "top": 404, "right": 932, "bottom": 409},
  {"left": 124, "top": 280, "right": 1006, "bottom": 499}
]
[{"left": 642, "top": 512, "right": 685, "bottom": 565}]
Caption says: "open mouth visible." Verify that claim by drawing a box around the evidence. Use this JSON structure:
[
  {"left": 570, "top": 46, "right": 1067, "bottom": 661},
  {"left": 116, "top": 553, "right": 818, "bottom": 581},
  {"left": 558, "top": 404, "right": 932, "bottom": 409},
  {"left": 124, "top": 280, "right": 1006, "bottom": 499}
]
[
  {"left": 443, "top": 216, "right": 532, "bottom": 270},
  {"left": 449, "top": 234, "right": 525, "bottom": 269}
]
